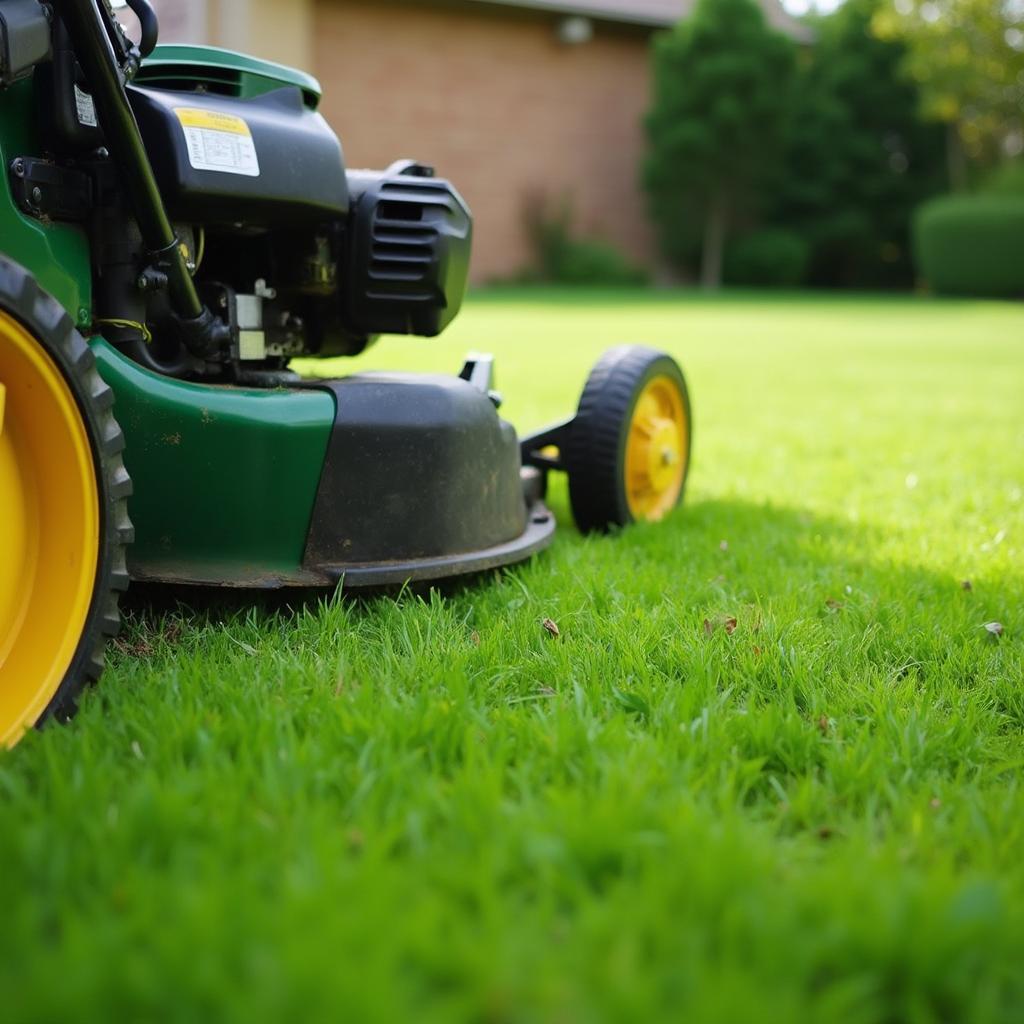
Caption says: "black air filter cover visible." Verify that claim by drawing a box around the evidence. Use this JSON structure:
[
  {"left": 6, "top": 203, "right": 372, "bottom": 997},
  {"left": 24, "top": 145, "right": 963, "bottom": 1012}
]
[{"left": 344, "top": 161, "right": 472, "bottom": 337}]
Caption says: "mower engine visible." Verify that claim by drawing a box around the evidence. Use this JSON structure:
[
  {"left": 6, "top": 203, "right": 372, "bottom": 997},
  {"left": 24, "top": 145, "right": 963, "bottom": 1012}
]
[{"left": 38, "top": 28, "right": 471, "bottom": 381}]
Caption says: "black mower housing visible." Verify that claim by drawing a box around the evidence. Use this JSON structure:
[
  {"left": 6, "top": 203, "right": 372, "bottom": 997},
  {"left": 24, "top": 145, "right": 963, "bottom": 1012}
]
[
  {"left": 32, "top": 19, "right": 472, "bottom": 364},
  {"left": 126, "top": 84, "right": 471, "bottom": 345}
]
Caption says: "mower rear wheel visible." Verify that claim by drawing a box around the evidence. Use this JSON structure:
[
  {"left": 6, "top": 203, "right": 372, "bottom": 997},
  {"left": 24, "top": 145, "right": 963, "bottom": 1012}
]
[
  {"left": 567, "top": 346, "right": 691, "bottom": 533},
  {"left": 0, "top": 259, "right": 132, "bottom": 748}
]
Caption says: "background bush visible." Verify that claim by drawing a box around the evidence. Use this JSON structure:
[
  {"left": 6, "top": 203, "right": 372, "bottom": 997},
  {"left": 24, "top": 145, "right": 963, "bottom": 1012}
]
[
  {"left": 549, "top": 240, "right": 648, "bottom": 287},
  {"left": 724, "top": 230, "right": 809, "bottom": 287},
  {"left": 982, "top": 159, "right": 1024, "bottom": 197},
  {"left": 913, "top": 195, "right": 1024, "bottom": 297},
  {"left": 523, "top": 194, "right": 648, "bottom": 286}
]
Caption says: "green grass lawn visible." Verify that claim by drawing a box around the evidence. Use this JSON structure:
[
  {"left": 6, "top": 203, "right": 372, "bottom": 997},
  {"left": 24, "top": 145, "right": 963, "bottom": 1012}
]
[{"left": 3, "top": 289, "right": 1023, "bottom": 1022}]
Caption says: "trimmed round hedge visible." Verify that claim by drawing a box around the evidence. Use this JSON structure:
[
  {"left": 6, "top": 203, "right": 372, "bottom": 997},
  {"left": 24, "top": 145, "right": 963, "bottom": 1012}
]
[{"left": 913, "top": 195, "right": 1024, "bottom": 297}]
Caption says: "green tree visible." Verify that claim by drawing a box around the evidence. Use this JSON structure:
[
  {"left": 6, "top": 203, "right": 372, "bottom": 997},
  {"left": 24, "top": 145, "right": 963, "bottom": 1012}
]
[
  {"left": 873, "top": 0, "right": 1024, "bottom": 187},
  {"left": 768, "top": 0, "right": 946, "bottom": 286},
  {"left": 643, "top": 0, "right": 796, "bottom": 288}
]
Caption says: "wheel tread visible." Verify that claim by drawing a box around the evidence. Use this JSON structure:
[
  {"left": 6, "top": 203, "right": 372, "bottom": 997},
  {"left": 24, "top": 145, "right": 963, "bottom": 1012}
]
[
  {"left": 566, "top": 345, "right": 691, "bottom": 533},
  {"left": 0, "top": 255, "right": 133, "bottom": 731}
]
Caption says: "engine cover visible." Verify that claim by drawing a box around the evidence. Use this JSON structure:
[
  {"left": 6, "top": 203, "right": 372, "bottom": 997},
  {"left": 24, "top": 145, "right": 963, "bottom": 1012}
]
[
  {"left": 344, "top": 162, "right": 472, "bottom": 337},
  {"left": 128, "top": 84, "right": 349, "bottom": 227}
]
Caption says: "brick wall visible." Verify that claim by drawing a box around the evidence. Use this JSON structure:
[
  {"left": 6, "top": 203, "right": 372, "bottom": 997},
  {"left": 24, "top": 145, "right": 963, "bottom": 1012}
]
[{"left": 313, "top": 0, "right": 657, "bottom": 283}]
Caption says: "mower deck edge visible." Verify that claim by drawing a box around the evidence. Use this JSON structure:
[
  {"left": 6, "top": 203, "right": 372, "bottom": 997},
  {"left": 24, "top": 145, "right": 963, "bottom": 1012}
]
[
  {"left": 127, "top": 500, "right": 556, "bottom": 589},
  {"left": 327, "top": 499, "right": 557, "bottom": 588}
]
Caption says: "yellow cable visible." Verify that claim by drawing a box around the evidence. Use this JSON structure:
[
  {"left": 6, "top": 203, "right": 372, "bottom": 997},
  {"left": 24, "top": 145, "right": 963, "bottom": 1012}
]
[
  {"left": 93, "top": 318, "right": 153, "bottom": 344},
  {"left": 194, "top": 226, "right": 205, "bottom": 273}
]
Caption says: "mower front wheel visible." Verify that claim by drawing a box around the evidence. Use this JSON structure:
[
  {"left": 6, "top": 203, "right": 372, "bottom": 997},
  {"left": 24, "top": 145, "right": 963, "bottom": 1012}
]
[
  {"left": 0, "top": 259, "right": 132, "bottom": 747},
  {"left": 566, "top": 346, "right": 691, "bottom": 533}
]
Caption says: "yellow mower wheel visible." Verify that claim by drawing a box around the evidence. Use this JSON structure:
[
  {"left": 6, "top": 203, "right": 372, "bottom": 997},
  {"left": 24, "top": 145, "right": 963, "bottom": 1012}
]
[
  {"left": 0, "top": 259, "right": 132, "bottom": 748},
  {"left": 566, "top": 346, "right": 691, "bottom": 533}
]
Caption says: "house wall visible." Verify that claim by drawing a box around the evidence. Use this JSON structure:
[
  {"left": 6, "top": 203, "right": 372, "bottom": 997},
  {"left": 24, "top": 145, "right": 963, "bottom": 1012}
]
[
  {"left": 314, "top": 1, "right": 657, "bottom": 283},
  {"left": 149, "top": 0, "right": 661, "bottom": 282}
]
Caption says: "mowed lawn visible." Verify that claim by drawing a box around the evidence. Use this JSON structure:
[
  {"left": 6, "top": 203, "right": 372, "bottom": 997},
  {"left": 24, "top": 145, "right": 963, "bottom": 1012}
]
[{"left": 2, "top": 289, "right": 1023, "bottom": 1022}]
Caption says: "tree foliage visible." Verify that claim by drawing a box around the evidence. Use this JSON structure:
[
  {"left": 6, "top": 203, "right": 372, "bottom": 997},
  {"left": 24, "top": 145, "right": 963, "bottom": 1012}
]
[
  {"left": 642, "top": 0, "right": 796, "bottom": 288},
  {"left": 641, "top": 0, "right": 1011, "bottom": 289},
  {"left": 768, "top": 0, "right": 946, "bottom": 287},
  {"left": 873, "top": 0, "right": 1024, "bottom": 182}
]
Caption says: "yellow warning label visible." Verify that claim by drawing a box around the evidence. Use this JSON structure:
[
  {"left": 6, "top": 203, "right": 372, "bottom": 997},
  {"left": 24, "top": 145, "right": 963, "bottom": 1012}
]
[
  {"left": 174, "top": 107, "right": 260, "bottom": 177},
  {"left": 174, "top": 108, "right": 251, "bottom": 136}
]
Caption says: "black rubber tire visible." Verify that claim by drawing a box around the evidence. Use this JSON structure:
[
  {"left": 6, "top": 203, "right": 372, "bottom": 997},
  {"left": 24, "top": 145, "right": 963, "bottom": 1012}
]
[
  {"left": 0, "top": 255, "right": 133, "bottom": 728},
  {"left": 565, "top": 345, "right": 691, "bottom": 533}
]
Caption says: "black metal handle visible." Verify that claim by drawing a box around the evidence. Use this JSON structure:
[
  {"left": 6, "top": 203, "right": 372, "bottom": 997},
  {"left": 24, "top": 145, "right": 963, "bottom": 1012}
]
[
  {"left": 49, "top": 0, "right": 227, "bottom": 356},
  {"left": 125, "top": 0, "right": 158, "bottom": 57}
]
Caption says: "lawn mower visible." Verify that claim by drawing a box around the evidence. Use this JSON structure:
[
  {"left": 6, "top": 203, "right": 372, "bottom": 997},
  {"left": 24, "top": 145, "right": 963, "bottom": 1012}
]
[{"left": 0, "top": 0, "right": 692, "bottom": 746}]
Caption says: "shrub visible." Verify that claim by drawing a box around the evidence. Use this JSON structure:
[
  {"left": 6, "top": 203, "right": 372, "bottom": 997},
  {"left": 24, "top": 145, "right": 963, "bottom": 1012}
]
[
  {"left": 549, "top": 240, "right": 648, "bottom": 287},
  {"left": 913, "top": 195, "right": 1024, "bottom": 297},
  {"left": 523, "top": 194, "right": 648, "bottom": 286},
  {"left": 724, "top": 230, "right": 809, "bottom": 287},
  {"left": 983, "top": 160, "right": 1024, "bottom": 197}
]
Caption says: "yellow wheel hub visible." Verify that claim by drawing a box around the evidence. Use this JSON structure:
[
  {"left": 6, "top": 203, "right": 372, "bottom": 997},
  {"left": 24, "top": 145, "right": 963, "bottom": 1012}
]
[
  {"left": 624, "top": 374, "right": 688, "bottom": 522},
  {"left": 0, "top": 311, "right": 99, "bottom": 748}
]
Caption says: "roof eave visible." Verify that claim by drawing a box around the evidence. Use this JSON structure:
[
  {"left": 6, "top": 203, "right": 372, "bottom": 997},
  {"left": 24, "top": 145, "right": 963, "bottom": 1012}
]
[
  {"left": 465, "top": 0, "right": 676, "bottom": 28},
  {"left": 464, "top": 0, "right": 816, "bottom": 41}
]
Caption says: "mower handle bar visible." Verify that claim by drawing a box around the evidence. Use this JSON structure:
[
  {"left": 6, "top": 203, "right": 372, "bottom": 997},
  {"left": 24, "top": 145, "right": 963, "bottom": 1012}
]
[
  {"left": 124, "top": 0, "right": 158, "bottom": 58},
  {"left": 49, "top": 0, "right": 228, "bottom": 356}
]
